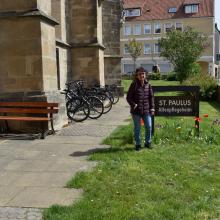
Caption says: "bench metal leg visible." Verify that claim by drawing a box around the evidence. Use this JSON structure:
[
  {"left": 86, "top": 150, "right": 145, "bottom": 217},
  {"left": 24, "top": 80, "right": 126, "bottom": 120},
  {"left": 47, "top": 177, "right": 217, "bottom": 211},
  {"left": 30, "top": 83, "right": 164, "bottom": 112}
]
[
  {"left": 41, "top": 121, "right": 46, "bottom": 139},
  {"left": 50, "top": 119, "right": 55, "bottom": 134},
  {"left": 4, "top": 120, "right": 10, "bottom": 132}
]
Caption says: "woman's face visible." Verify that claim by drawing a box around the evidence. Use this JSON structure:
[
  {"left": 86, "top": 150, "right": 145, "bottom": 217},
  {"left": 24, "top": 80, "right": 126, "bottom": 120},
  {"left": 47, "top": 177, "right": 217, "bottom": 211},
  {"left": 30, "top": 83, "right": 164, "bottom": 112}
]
[{"left": 137, "top": 71, "right": 146, "bottom": 81}]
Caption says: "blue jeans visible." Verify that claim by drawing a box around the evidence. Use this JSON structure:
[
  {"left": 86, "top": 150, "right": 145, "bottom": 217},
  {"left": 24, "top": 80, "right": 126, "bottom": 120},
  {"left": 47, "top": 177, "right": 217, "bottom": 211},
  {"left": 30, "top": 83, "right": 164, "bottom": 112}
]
[{"left": 132, "top": 114, "right": 152, "bottom": 146}]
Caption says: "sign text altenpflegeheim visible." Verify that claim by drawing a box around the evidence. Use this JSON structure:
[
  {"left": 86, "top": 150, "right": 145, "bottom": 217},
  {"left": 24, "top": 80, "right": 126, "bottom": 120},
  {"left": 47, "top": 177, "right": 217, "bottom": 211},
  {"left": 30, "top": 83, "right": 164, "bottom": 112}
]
[{"left": 155, "top": 96, "right": 195, "bottom": 116}]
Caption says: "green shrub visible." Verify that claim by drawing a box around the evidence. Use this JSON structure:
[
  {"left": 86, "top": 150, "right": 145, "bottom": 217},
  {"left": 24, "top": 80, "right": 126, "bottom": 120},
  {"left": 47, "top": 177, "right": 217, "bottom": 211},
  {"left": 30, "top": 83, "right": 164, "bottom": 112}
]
[
  {"left": 166, "top": 72, "right": 177, "bottom": 81},
  {"left": 122, "top": 74, "right": 133, "bottom": 80},
  {"left": 183, "top": 73, "right": 218, "bottom": 100},
  {"left": 161, "top": 74, "right": 168, "bottom": 80},
  {"left": 189, "top": 62, "right": 201, "bottom": 76},
  {"left": 151, "top": 72, "right": 161, "bottom": 80}
]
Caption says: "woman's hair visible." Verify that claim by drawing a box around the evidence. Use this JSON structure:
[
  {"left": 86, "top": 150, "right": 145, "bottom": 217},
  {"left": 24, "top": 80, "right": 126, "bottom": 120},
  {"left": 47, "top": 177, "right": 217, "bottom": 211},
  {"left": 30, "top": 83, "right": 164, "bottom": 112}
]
[
  {"left": 133, "top": 67, "right": 148, "bottom": 81},
  {"left": 135, "top": 67, "right": 147, "bottom": 74}
]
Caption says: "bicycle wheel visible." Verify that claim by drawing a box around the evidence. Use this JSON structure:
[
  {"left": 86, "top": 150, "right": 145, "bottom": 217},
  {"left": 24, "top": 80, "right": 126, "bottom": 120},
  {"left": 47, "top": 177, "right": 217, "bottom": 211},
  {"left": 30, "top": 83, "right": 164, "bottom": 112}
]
[
  {"left": 87, "top": 96, "right": 104, "bottom": 119},
  {"left": 112, "top": 90, "right": 120, "bottom": 104},
  {"left": 66, "top": 98, "right": 90, "bottom": 122},
  {"left": 100, "top": 94, "right": 112, "bottom": 114}
]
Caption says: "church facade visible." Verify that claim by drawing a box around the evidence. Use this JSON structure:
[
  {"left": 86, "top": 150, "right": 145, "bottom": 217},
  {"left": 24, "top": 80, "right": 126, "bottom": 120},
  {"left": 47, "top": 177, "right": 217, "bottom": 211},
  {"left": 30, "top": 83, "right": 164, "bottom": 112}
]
[{"left": 0, "top": 0, "right": 122, "bottom": 130}]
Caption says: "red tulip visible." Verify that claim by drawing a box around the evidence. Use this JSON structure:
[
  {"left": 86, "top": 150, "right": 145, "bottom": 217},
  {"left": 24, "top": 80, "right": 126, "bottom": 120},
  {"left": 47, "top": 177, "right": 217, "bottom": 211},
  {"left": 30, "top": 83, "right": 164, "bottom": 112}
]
[
  {"left": 203, "top": 114, "right": 209, "bottom": 118},
  {"left": 194, "top": 117, "right": 202, "bottom": 122}
]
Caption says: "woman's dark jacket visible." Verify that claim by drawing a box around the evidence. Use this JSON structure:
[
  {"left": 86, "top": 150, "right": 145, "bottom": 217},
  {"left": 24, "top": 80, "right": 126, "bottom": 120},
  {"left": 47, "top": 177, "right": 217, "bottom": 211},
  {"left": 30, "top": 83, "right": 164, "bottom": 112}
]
[{"left": 126, "top": 80, "right": 155, "bottom": 115}]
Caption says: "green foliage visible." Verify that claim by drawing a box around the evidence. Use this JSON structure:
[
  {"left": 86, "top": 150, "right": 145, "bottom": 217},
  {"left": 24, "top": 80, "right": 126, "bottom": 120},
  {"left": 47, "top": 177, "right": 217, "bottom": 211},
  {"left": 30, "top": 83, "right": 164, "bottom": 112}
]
[
  {"left": 151, "top": 72, "right": 161, "bottom": 80},
  {"left": 152, "top": 118, "right": 220, "bottom": 146},
  {"left": 166, "top": 72, "right": 177, "bottom": 81},
  {"left": 127, "top": 38, "right": 142, "bottom": 60},
  {"left": 183, "top": 73, "right": 218, "bottom": 100},
  {"left": 159, "top": 27, "right": 207, "bottom": 82},
  {"left": 127, "top": 38, "right": 143, "bottom": 72},
  {"left": 190, "top": 62, "right": 201, "bottom": 76}
]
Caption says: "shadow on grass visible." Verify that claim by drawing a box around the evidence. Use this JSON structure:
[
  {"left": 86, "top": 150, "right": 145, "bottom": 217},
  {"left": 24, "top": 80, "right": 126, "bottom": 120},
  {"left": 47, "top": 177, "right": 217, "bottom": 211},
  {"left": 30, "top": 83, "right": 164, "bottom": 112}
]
[
  {"left": 69, "top": 146, "right": 134, "bottom": 157},
  {"left": 208, "top": 101, "right": 220, "bottom": 113}
]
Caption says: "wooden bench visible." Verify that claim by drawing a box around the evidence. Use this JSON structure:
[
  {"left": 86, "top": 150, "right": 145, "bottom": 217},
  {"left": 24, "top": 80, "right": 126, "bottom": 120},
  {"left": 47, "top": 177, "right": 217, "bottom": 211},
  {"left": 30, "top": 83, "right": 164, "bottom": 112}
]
[{"left": 0, "top": 102, "right": 58, "bottom": 139}]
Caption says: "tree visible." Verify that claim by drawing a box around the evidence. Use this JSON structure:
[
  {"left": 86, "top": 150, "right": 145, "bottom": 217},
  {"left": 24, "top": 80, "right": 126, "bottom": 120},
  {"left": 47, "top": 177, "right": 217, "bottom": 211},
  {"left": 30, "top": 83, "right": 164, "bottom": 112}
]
[
  {"left": 127, "top": 39, "right": 142, "bottom": 73},
  {"left": 159, "top": 27, "right": 208, "bottom": 82}
]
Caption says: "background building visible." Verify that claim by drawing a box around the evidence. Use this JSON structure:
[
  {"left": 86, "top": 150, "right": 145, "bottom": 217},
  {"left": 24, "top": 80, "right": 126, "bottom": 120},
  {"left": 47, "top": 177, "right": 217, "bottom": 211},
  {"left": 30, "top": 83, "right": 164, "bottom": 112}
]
[
  {"left": 121, "top": 0, "right": 219, "bottom": 79},
  {"left": 0, "top": 0, "right": 122, "bottom": 131},
  {"left": 215, "top": 23, "right": 220, "bottom": 81}
]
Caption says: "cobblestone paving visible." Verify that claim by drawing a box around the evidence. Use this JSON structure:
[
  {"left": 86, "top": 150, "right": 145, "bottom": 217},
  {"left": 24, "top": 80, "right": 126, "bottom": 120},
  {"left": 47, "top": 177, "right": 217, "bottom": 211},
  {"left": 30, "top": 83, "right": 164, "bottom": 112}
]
[
  {"left": 58, "top": 123, "right": 116, "bottom": 137},
  {"left": 0, "top": 207, "right": 42, "bottom": 220}
]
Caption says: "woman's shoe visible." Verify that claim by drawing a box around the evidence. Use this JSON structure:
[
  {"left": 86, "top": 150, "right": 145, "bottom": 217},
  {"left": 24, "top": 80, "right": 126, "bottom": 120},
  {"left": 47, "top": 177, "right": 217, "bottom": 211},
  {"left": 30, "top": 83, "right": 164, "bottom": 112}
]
[
  {"left": 135, "top": 145, "right": 141, "bottom": 151},
  {"left": 145, "top": 143, "right": 152, "bottom": 149}
]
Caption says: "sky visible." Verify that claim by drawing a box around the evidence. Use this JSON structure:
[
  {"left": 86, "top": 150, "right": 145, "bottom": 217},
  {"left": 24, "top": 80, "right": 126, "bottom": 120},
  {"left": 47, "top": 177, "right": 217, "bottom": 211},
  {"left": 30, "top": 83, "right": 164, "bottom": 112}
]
[{"left": 216, "top": 0, "right": 220, "bottom": 27}]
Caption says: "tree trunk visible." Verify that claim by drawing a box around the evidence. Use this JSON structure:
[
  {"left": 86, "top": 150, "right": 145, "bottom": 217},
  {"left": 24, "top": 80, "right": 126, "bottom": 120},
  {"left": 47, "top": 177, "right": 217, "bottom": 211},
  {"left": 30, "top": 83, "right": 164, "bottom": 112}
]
[{"left": 133, "top": 57, "right": 136, "bottom": 74}]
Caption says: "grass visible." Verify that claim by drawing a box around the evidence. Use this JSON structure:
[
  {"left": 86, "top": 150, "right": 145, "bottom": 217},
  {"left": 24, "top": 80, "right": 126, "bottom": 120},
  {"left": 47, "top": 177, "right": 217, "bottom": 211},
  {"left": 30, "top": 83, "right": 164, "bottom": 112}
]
[
  {"left": 122, "top": 79, "right": 179, "bottom": 93},
  {"left": 43, "top": 81, "right": 220, "bottom": 220}
]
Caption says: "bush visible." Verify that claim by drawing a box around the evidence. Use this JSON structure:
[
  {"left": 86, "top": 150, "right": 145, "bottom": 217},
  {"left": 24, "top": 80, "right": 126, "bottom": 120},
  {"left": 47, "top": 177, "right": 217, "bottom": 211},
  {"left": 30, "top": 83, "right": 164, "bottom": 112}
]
[
  {"left": 189, "top": 62, "right": 201, "bottom": 76},
  {"left": 183, "top": 73, "right": 218, "bottom": 100},
  {"left": 166, "top": 72, "right": 177, "bottom": 81},
  {"left": 151, "top": 72, "right": 161, "bottom": 80},
  {"left": 122, "top": 74, "right": 133, "bottom": 80},
  {"left": 161, "top": 74, "right": 168, "bottom": 80}
]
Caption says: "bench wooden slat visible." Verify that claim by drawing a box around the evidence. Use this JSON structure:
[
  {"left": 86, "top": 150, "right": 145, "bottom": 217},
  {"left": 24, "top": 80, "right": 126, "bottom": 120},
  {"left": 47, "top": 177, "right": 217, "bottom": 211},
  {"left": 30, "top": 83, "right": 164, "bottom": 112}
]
[
  {"left": 0, "top": 102, "right": 58, "bottom": 107},
  {"left": 0, "top": 116, "right": 51, "bottom": 121},
  {"left": 0, "top": 108, "right": 58, "bottom": 114}
]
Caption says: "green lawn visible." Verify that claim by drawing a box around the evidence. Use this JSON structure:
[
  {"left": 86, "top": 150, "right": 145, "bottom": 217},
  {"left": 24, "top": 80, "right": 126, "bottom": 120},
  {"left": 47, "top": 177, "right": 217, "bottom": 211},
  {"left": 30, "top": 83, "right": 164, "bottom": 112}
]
[
  {"left": 44, "top": 81, "right": 220, "bottom": 220},
  {"left": 122, "top": 79, "right": 179, "bottom": 93}
]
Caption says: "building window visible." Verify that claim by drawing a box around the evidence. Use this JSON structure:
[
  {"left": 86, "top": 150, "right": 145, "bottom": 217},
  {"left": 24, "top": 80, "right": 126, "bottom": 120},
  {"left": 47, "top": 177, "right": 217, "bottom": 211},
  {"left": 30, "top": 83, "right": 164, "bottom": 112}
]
[
  {"left": 144, "top": 24, "right": 151, "bottom": 34},
  {"left": 144, "top": 43, "right": 151, "bottom": 54},
  {"left": 176, "top": 22, "right": 183, "bottom": 31},
  {"left": 185, "top": 4, "right": 199, "bottom": 14},
  {"left": 168, "top": 7, "right": 177, "bottom": 13},
  {"left": 165, "top": 23, "right": 173, "bottom": 33},
  {"left": 216, "top": 54, "right": 220, "bottom": 61},
  {"left": 124, "top": 25, "right": 131, "bottom": 36},
  {"left": 124, "top": 44, "right": 130, "bottom": 54},
  {"left": 154, "top": 23, "right": 161, "bottom": 34},
  {"left": 155, "top": 43, "right": 161, "bottom": 53},
  {"left": 124, "top": 8, "right": 141, "bottom": 17},
  {"left": 134, "top": 24, "right": 141, "bottom": 35}
]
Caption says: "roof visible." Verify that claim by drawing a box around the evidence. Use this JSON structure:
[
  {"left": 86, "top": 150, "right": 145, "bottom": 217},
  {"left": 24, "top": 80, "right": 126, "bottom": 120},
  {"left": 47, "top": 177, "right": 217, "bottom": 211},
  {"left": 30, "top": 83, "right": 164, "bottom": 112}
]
[
  {"left": 183, "top": 0, "right": 200, "bottom": 5},
  {"left": 123, "top": 0, "right": 214, "bottom": 21}
]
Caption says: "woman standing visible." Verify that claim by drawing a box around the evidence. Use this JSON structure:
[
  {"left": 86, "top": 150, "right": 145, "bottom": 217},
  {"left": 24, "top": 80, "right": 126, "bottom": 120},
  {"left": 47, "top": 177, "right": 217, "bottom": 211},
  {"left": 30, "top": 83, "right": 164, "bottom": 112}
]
[{"left": 126, "top": 67, "right": 155, "bottom": 151}]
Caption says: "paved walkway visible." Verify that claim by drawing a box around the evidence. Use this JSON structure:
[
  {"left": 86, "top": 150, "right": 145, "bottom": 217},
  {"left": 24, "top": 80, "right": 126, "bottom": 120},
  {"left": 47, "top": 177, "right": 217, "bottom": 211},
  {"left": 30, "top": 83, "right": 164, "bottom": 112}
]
[{"left": 0, "top": 98, "right": 129, "bottom": 219}]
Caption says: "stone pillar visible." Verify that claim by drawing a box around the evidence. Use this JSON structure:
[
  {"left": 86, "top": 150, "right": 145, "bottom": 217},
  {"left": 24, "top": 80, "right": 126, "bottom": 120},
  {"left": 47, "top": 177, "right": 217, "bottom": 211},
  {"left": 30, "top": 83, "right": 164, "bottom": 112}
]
[
  {"left": 68, "top": 0, "right": 105, "bottom": 87},
  {"left": 102, "top": 0, "right": 123, "bottom": 95},
  {"left": 0, "top": 0, "right": 67, "bottom": 131}
]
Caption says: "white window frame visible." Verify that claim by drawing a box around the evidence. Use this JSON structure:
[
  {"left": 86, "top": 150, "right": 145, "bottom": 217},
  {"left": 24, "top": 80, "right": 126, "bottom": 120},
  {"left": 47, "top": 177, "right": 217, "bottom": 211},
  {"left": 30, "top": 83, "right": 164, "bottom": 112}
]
[
  {"left": 154, "top": 43, "right": 161, "bottom": 54},
  {"left": 134, "top": 24, "right": 142, "bottom": 35},
  {"left": 124, "top": 8, "right": 141, "bottom": 17},
  {"left": 192, "top": 4, "right": 199, "bottom": 13},
  {"left": 124, "top": 25, "right": 132, "bottom": 36},
  {"left": 144, "top": 43, "right": 151, "bottom": 54},
  {"left": 185, "top": 4, "right": 199, "bottom": 14},
  {"left": 176, "top": 22, "right": 183, "bottom": 31},
  {"left": 124, "top": 44, "right": 130, "bottom": 54},
  {"left": 154, "top": 23, "right": 161, "bottom": 34},
  {"left": 168, "top": 7, "right": 177, "bottom": 13},
  {"left": 164, "top": 23, "right": 173, "bottom": 33},
  {"left": 144, "top": 24, "right": 151, "bottom": 34}
]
